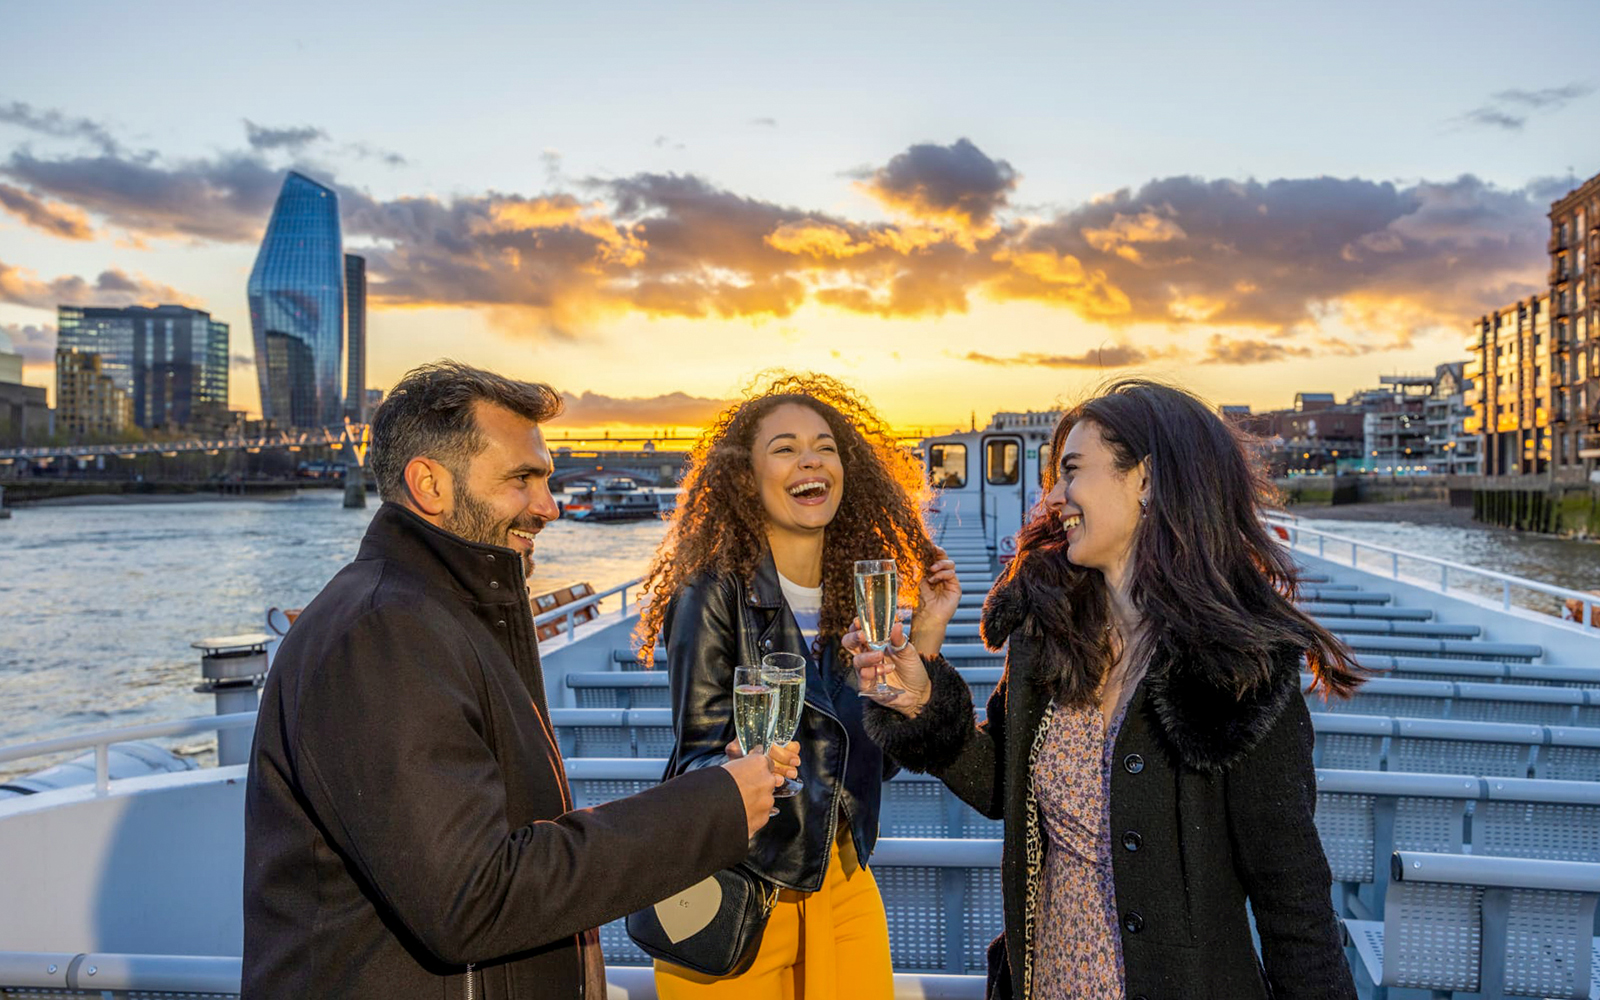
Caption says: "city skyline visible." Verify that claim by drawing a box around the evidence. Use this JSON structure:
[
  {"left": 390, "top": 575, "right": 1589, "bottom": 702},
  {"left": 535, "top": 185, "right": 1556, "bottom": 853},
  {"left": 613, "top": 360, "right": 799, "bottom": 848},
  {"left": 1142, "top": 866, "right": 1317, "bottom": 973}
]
[{"left": 2, "top": 1, "right": 1599, "bottom": 434}]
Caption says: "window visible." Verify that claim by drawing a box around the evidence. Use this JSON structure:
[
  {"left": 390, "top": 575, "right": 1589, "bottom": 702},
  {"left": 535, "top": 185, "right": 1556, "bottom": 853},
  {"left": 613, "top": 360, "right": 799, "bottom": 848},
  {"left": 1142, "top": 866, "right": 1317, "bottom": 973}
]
[
  {"left": 986, "top": 439, "right": 1019, "bottom": 486},
  {"left": 1038, "top": 441, "right": 1053, "bottom": 487},
  {"left": 928, "top": 443, "right": 967, "bottom": 489}
]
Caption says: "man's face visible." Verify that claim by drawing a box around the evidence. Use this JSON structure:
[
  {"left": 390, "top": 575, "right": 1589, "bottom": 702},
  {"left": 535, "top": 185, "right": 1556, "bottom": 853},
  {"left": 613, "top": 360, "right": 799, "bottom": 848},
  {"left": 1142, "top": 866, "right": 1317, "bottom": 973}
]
[{"left": 440, "top": 402, "right": 560, "bottom": 575}]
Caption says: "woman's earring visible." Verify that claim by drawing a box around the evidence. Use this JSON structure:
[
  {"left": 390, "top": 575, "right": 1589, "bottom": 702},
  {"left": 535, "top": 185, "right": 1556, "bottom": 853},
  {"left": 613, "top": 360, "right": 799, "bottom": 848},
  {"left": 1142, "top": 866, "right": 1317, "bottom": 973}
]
[{"left": 1139, "top": 496, "right": 1149, "bottom": 518}]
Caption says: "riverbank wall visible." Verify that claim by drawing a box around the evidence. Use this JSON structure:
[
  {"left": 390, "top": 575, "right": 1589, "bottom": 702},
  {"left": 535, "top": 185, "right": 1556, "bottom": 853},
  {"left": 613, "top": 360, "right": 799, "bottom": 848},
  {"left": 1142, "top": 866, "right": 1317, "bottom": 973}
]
[{"left": 1275, "top": 474, "right": 1600, "bottom": 539}]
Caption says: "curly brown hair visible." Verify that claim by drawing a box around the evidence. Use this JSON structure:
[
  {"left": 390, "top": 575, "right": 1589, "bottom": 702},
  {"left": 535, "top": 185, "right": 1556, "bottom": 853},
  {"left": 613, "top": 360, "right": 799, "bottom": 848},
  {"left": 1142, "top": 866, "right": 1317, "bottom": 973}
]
[{"left": 634, "top": 371, "right": 936, "bottom": 667}]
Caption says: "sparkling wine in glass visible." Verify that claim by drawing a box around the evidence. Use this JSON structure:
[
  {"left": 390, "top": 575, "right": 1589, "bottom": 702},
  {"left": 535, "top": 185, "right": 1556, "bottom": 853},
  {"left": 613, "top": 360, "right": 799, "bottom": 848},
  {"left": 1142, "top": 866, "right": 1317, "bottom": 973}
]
[
  {"left": 853, "top": 559, "right": 903, "bottom": 700},
  {"left": 761, "top": 652, "right": 806, "bottom": 798},
  {"left": 732, "top": 666, "right": 776, "bottom": 756}
]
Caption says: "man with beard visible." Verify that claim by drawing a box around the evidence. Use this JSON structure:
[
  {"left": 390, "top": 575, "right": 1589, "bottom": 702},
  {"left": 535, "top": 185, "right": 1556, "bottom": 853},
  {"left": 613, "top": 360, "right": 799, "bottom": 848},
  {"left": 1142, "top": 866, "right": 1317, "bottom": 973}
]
[{"left": 243, "top": 361, "right": 781, "bottom": 1000}]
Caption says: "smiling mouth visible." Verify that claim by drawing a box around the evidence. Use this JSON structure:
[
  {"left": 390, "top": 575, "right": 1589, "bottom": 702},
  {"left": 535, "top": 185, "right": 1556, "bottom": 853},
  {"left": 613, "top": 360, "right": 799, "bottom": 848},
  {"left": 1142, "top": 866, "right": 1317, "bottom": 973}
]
[
  {"left": 509, "top": 528, "right": 539, "bottom": 548},
  {"left": 1062, "top": 514, "right": 1083, "bottom": 534},
  {"left": 787, "top": 480, "right": 830, "bottom": 505}
]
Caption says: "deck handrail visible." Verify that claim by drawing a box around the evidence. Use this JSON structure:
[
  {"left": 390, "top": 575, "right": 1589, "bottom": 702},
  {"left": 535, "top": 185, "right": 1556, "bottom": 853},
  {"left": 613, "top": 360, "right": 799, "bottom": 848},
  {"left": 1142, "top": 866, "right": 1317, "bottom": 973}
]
[
  {"left": 533, "top": 575, "right": 646, "bottom": 646},
  {"left": 1265, "top": 515, "right": 1600, "bottom": 630},
  {"left": 0, "top": 712, "right": 257, "bottom": 792},
  {"left": 0, "top": 953, "right": 986, "bottom": 998}
]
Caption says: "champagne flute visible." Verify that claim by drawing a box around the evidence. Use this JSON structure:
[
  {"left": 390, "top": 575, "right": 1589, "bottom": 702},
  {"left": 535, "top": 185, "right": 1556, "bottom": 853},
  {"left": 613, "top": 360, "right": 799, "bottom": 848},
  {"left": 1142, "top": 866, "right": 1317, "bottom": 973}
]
[
  {"left": 732, "top": 666, "right": 778, "bottom": 816},
  {"left": 853, "top": 559, "right": 903, "bottom": 700},
  {"left": 760, "top": 652, "right": 806, "bottom": 797}
]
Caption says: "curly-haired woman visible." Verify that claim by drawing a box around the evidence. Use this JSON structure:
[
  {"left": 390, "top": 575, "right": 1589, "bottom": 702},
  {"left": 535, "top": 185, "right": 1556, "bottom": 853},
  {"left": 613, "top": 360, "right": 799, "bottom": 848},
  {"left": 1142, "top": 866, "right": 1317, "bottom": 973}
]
[
  {"left": 850, "top": 379, "right": 1363, "bottom": 1000},
  {"left": 636, "top": 372, "right": 961, "bottom": 1000}
]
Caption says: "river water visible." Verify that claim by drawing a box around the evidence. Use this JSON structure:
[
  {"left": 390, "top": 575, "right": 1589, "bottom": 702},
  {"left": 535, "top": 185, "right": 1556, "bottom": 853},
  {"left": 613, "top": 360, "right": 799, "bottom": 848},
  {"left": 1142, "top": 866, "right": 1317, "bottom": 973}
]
[{"left": 0, "top": 493, "right": 1595, "bottom": 757}]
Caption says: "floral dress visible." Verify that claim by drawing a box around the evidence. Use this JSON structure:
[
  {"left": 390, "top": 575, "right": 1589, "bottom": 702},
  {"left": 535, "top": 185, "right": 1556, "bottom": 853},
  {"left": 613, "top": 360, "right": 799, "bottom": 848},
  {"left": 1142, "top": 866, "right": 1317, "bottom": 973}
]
[{"left": 1029, "top": 701, "right": 1128, "bottom": 999}]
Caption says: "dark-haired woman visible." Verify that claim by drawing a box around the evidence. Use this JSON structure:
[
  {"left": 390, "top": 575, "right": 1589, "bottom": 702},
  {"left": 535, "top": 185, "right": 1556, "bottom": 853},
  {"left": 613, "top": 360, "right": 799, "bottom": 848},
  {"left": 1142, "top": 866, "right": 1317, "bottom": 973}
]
[
  {"left": 636, "top": 373, "right": 962, "bottom": 1000},
  {"left": 851, "top": 379, "right": 1362, "bottom": 1000}
]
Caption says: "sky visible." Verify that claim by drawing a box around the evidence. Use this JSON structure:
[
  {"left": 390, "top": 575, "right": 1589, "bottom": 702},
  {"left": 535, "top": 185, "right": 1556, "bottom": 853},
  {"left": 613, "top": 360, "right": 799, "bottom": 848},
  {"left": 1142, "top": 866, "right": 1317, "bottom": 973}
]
[{"left": 1, "top": 1, "right": 1597, "bottom": 435}]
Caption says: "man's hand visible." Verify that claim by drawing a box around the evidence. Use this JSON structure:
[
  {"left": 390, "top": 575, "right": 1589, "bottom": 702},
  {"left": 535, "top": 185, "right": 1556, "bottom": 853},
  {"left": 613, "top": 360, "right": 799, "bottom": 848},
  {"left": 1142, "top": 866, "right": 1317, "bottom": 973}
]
[
  {"left": 723, "top": 739, "right": 800, "bottom": 782},
  {"left": 721, "top": 751, "right": 782, "bottom": 838}
]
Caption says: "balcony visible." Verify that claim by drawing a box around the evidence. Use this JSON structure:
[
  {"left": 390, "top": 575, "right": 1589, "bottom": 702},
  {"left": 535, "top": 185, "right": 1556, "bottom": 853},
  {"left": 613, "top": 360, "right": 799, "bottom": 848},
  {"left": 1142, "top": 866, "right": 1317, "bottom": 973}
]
[
  {"left": 1550, "top": 262, "right": 1571, "bottom": 284},
  {"left": 1550, "top": 232, "right": 1569, "bottom": 252},
  {"left": 1580, "top": 434, "right": 1600, "bottom": 460}
]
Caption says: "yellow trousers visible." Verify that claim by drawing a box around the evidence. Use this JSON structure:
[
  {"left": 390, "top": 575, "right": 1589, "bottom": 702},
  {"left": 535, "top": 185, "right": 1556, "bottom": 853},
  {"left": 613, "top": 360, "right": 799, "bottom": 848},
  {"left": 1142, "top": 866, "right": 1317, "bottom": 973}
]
[{"left": 654, "top": 830, "right": 895, "bottom": 1000}]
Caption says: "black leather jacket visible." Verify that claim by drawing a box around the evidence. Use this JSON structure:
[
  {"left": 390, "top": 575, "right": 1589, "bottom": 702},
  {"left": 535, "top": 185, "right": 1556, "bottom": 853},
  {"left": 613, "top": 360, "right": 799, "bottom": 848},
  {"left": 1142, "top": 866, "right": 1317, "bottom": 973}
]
[{"left": 662, "top": 551, "right": 897, "bottom": 892}]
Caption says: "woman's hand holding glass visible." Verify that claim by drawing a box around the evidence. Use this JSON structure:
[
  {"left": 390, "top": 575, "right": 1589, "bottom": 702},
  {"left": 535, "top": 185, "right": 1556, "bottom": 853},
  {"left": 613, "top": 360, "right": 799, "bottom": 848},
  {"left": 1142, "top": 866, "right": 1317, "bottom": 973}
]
[
  {"left": 843, "top": 617, "right": 931, "bottom": 716},
  {"left": 910, "top": 545, "right": 961, "bottom": 659}
]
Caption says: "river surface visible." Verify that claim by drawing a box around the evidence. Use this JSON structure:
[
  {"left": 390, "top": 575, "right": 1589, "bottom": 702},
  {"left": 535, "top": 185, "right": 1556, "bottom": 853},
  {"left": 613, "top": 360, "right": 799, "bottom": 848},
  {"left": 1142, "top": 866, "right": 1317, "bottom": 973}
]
[{"left": 0, "top": 494, "right": 1596, "bottom": 759}]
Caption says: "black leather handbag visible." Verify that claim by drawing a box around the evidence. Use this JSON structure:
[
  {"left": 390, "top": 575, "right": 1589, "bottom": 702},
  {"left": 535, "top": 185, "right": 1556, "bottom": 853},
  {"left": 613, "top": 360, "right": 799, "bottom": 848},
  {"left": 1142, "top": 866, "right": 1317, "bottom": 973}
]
[{"left": 625, "top": 865, "right": 778, "bottom": 977}]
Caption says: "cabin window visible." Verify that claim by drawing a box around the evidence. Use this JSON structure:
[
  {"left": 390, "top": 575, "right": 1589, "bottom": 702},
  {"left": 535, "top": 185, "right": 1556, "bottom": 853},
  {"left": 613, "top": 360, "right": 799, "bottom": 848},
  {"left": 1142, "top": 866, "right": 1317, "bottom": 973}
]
[
  {"left": 1038, "top": 442, "right": 1053, "bottom": 488},
  {"left": 928, "top": 444, "right": 968, "bottom": 489},
  {"left": 986, "top": 440, "right": 1019, "bottom": 486}
]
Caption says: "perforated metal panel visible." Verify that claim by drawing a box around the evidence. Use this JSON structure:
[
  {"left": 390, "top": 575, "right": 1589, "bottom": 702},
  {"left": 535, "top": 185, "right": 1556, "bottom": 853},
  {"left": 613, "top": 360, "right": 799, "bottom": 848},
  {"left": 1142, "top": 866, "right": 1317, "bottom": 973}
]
[
  {"left": 632, "top": 686, "right": 671, "bottom": 708},
  {"left": 1317, "top": 733, "right": 1384, "bottom": 770},
  {"left": 1393, "top": 796, "right": 1468, "bottom": 855},
  {"left": 1384, "top": 882, "right": 1483, "bottom": 991},
  {"left": 875, "top": 866, "right": 946, "bottom": 970},
  {"left": 1315, "top": 792, "right": 1375, "bottom": 883},
  {"left": 960, "top": 809, "right": 1004, "bottom": 838},
  {"left": 1475, "top": 801, "right": 1600, "bottom": 863},
  {"left": 568, "top": 777, "right": 654, "bottom": 809},
  {"left": 634, "top": 725, "right": 676, "bottom": 758},
  {"left": 571, "top": 726, "right": 632, "bottom": 757},
  {"left": 1450, "top": 700, "right": 1572, "bottom": 726},
  {"left": 968, "top": 682, "right": 997, "bottom": 703},
  {"left": 881, "top": 781, "right": 949, "bottom": 837},
  {"left": 1578, "top": 706, "right": 1600, "bottom": 726},
  {"left": 961, "top": 868, "right": 1005, "bottom": 972},
  {"left": 1347, "top": 694, "right": 1448, "bottom": 718},
  {"left": 600, "top": 917, "right": 651, "bottom": 965},
  {"left": 1540, "top": 746, "right": 1600, "bottom": 781},
  {"left": 575, "top": 687, "right": 624, "bottom": 709},
  {"left": 1504, "top": 888, "right": 1590, "bottom": 998},
  {"left": 1391, "top": 737, "right": 1531, "bottom": 778}
]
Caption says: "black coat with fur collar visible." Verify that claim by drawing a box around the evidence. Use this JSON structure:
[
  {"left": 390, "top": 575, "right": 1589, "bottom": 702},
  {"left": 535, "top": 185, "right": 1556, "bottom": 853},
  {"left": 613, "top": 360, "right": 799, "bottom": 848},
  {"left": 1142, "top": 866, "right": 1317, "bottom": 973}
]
[{"left": 866, "top": 580, "right": 1355, "bottom": 1000}]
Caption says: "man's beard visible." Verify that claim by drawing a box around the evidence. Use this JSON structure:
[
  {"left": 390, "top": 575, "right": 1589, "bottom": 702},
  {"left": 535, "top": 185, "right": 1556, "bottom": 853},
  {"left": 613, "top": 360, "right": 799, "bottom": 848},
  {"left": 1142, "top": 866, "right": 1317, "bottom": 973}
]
[{"left": 443, "top": 481, "right": 543, "bottom": 575}]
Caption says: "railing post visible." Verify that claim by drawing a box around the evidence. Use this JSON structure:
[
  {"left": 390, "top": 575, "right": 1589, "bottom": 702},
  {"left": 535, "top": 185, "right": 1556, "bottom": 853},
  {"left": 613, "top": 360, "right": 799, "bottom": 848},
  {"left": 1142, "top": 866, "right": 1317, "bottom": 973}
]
[
  {"left": 1318, "top": 534, "right": 1325, "bottom": 559},
  {"left": 1440, "top": 565, "right": 1448, "bottom": 592},
  {"left": 1502, "top": 580, "right": 1511, "bottom": 610},
  {"left": 1391, "top": 552, "right": 1399, "bottom": 578},
  {"left": 94, "top": 743, "right": 108, "bottom": 793}
]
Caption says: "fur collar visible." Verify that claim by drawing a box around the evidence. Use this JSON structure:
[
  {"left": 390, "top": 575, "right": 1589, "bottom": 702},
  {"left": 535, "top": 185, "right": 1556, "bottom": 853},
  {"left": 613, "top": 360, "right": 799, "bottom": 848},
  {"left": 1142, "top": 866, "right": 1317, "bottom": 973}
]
[{"left": 981, "top": 574, "right": 1303, "bottom": 774}]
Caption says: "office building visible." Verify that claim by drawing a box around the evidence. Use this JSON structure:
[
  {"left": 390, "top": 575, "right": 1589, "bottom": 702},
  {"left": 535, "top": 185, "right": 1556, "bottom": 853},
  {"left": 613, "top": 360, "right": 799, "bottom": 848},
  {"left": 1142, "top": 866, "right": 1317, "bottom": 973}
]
[
  {"left": 248, "top": 171, "right": 345, "bottom": 428},
  {"left": 55, "top": 347, "right": 132, "bottom": 439},
  {"left": 1547, "top": 172, "right": 1600, "bottom": 474},
  {"left": 55, "top": 304, "right": 229, "bottom": 431},
  {"left": 344, "top": 253, "right": 367, "bottom": 423}
]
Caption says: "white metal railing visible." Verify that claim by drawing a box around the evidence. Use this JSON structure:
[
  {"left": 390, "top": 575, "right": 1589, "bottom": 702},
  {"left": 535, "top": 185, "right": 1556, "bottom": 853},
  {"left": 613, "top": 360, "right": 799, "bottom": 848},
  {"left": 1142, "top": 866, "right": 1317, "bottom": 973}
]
[
  {"left": 0, "top": 712, "right": 257, "bottom": 793},
  {"left": 0, "top": 953, "right": 986, "bottom": 999},
  {"left": 1265, "top": 515, "right": 1599, "bottom": 630},
  {"left": 534, "top": 576, "right": 646, "bottom": 647}
]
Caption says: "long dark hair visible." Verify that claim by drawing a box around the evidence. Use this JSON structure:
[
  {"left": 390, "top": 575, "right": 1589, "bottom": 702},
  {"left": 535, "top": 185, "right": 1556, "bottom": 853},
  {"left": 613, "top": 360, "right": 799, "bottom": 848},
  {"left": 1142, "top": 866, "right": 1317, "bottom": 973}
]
[
  {"left": 1001, "top": 378, "right": 1363, "bottom": 707},
  {"left": 634, "top": 372, "right": 935, "bottom": 666}
]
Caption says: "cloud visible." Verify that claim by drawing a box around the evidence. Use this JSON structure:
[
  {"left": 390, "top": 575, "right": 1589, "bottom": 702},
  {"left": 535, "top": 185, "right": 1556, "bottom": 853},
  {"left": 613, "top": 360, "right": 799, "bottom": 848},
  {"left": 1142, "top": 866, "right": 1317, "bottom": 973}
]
[
  {"left": 1, "top": 148, "right": 284, "bottom": 242},
  {"left": 750, "top": 117, "right": 777, "bottom": 127},
  {"left": 856, "top": 138, "right": 1018, "bottom": 231},
  {"left": 0, "top": 100, "right": 119, "bottom": 153},
  {"left": 244, "top": 120, "right": 327, "bottom": 151},
  {"left": 1461, "top": 107, "right": 1526, "bottom": 131},
  {"left": 1493, "top": 83, "right": 1593, "bottom": 109},
  {"left": 229, "top": 352, "right": 255, "bottom": 371},
  {"left": 0, "top": 323, "right": 56, "bottom": 363},
  {"left": 962, "top": 344, "right": 1164, "bottom": 368},
  {"left": 995, "top": 173, "right": 1546, "bottom": 343},
  {"left": 0, "top": 123, "right": 1553, "bottom": 347},
  {"left": 556, "top": 389, "right": 731, "bottom": 427},
  {"left": 0, "top": 182, "right": 94, "bottom": 239},
  {"left": 1200, "top": 334, "right": 1315, "bottom": 365},
  {"left": 0, "top": 259, "right": 201, "bottom": 311},
  {"left": 1453, "top": 82, "right": 1593, "bottom": 131}
]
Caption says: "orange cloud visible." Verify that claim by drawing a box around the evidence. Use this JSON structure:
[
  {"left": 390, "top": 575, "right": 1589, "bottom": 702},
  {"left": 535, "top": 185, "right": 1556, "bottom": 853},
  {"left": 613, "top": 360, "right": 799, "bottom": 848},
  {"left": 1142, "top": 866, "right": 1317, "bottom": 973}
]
[{"left": 0, "top": 183, "right": 94, "bottom": 240}]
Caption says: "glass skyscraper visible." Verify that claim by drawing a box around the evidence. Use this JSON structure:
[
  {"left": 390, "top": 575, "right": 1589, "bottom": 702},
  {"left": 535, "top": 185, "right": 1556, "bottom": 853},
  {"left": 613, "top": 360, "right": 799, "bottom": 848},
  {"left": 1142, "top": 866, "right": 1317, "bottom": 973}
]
[
  {"left": 344, "top": 253, "right": 367, "bottom": 423},
  {"left": 248, "top": 171, "right": 344, "bottom": 428},
  {"left": 56, "top": 304, "right": 229, "bottom": 430}
]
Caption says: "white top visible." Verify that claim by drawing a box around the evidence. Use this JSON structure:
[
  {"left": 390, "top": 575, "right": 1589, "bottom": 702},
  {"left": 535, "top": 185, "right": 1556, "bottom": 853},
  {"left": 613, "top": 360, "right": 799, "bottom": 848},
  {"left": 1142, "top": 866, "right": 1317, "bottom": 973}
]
[{"left": 776, "top": 570, "right": 823, "bottom": 643}]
